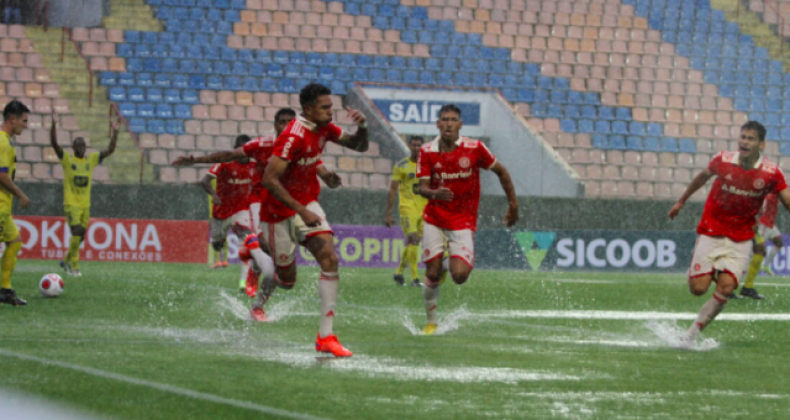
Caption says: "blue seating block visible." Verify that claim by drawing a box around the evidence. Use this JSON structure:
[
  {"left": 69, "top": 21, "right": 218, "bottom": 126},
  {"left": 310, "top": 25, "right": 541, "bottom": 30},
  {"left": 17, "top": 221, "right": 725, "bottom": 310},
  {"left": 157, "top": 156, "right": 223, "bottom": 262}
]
[{"left": 138, "top": 104, "right": 155, "bottom": 117}]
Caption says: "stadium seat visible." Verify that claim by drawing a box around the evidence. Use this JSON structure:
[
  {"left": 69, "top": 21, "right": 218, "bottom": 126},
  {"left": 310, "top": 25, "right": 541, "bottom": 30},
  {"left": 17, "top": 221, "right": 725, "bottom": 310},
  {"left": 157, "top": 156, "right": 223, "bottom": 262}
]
[{"left": 138, "top": 103, "right": 154, "bottom": 117}]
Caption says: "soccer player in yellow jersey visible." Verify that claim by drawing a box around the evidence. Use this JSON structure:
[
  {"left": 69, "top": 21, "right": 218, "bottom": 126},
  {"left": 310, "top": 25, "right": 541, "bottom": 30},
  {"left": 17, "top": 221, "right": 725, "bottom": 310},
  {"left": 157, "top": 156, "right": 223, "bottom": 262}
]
[
  {"left": 50, "top": 110, "right": 119, "bottom": 276},
  {"left": 385, "top": 136, "right": 428, "bottom": 287},
  {"left": 0, "top": 100, "right": 31, "bottom": 306}
]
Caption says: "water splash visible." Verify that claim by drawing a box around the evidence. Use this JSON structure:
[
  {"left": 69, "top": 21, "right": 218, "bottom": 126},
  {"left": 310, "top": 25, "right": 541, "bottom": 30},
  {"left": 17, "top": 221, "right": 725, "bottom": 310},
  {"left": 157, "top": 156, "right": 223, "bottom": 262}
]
[
  {"left": 217, "top": 290, "right": 252, "bottom": 321},
  {"left": 645, "top": 320, "right": 719, "bottom": 351},
  {"left": 401, "top": 305, "right": 471, "bottom": 336}
]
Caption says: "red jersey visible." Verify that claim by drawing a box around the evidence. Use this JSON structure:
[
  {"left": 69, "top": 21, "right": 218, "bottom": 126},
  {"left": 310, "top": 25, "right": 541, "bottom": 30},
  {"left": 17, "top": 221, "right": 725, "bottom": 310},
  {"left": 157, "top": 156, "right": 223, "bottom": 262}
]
[
  {"left": 698, "top": 152, "right": 787, "bottom": 242},
  {"left": 207, "top": 160, "right": 254, "bottom": 220},
  {"left": 243, "top": 133, "right": 276, "bottom": 205},
  {"left": 759, "top": 193, "right": 779, "bottom": 228},
  {"left": 417, "top": 136, "right": 497, "bottom": 231},
  {"left": 269, "top": 115, "right": 343, "bottom": 223}
]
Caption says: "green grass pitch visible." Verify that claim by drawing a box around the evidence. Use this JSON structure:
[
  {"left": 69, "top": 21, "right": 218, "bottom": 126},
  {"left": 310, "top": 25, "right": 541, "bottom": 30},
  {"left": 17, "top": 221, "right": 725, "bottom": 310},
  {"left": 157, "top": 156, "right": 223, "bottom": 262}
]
[{"left": 2, "top": 260, "right": 790, "bottom": 420}]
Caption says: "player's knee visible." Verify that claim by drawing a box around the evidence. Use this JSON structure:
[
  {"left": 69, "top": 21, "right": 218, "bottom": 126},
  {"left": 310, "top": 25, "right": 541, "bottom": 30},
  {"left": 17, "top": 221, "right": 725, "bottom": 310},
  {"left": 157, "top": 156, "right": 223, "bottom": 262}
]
[
  {"left": 689, "top": 283, "right": 708, "bottom": 296},
  {"left": 275, "top": 273, "right": 297, "bottom": 289}
]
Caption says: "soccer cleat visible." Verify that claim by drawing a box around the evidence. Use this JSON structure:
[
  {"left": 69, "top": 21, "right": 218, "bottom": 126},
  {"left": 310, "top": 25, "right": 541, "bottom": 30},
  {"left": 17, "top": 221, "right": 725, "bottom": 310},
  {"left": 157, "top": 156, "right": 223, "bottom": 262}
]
[
  {"left": 221, "top": 261, "right": 228, "bottom": 268},
  {"left": 212, "top": 262, "right": 223, "bottom": 269},
  {"left": 71, "top": 269, "right": 82, "bottom": 277},
  {"left": 0, "top": 288, "right": 26, "bottom": 306},
  {"left": 740, "top": 287, "right": 766, "bottom": 300},
  {"left": 422, "top": 323, "right": 438, "bottom": 335},
  {"left": 60, "top": 260, "right": 73, "bottom": 275},
  {"left": 410, "top": 279, "right": 422, "bottom": 287},
  {"left": 393, "top": 273, "right": 405, "bottom": 286},
  {"left": 727, "top": 292, "right": 744, "bottom": 300},
  {"left": 760, "top": 265, "right": 775, "bottom": 276},
  {"left": 250, "top": 307, "right": 269, "bottom": 322},
  {"left": 315, "top": 334, "right": 353, "bottom": 357}
]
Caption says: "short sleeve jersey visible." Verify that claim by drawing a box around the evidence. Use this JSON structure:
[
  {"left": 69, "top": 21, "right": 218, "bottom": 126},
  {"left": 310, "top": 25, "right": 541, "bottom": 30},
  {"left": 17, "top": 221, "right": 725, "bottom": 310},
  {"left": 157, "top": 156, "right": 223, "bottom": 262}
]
[
  {"left": 243, "top": 133, "right": 276, "bottom": 205},
  {"left": 759, "top": 193, "right": 779, "bottom": 228},
  {"left": 0, "top": 131, "right": 16, "bottom": 212},
  {"left": 269, "top": 115, "right": 343, "bottom": 222},
  {"left": 392, "top": 157, "right": 428, "bottom": 213},
  {"left": 698, "top": 152, "right": 787, "bottom": 242},
  {"left": 207, "top": 160, "right": 254, "bottom": 220},
  {"left": 61, "top": 151, "right": 101, "bottom": 208},
  {"left": 417, "top": 136, "right": 497, "bottom": 231}
]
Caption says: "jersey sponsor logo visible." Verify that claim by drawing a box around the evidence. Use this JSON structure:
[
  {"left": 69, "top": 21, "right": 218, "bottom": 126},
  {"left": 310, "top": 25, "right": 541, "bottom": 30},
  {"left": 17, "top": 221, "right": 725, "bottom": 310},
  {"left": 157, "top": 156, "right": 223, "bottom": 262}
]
[
  {"left": 722, "top": 183, "right": 763, "bottom": 197},
  {"left": 296, "top": 155, "right": 320, "bottom": 166},
  {"left": 754, "top": 178, "right": 765, "bottom": 189},
  {"left": 282, "top": 137, "right": 296, "bottom": 158},
  {"left": 725, "top": 174, "right": 733, "bottom": 180},
  {"left": 459, "top": 157, "right": 471, "bottom": 168},
  {"left": 438, "top": 169, "right": 473, "bottom": 180},
  {"left": 227, "top": 178, "right": 251, "bottom": 185},
  {"left": 73, "top": 176, "right": 89, "bottom": 187}
]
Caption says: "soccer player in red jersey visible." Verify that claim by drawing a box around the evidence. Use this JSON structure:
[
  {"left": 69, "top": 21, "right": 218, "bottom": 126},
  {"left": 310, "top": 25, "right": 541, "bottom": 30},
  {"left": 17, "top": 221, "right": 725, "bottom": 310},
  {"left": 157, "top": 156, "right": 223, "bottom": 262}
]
[
  {"left": 416, "top": 104, "right": 519, "bottom": 335},
  {"left": 669, "top": 121, "right": 790, "bottom": 346},
  {"left": 262, "top": 83, "right": 368, "bottom": 357},
  {"left": 200, "top": 135, "right": 255, "bottom": 291}
]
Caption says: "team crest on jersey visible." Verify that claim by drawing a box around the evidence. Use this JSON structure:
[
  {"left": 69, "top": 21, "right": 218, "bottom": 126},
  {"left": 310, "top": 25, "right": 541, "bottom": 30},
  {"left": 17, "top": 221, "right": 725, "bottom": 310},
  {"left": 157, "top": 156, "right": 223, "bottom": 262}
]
[
  {"left": 459, "top": 157, "right": 471, "bottom": 168},
  {"left": 694, "top": 263, "right": 701, "bottom": 271},
  {"left": 71, "top": 164, "right": 76, "bottom": 170},
  {"left": 754, "top": 178, "right": 765, "bottom": 189},
  {"left": 434, "top": 162, "right": 442, "bottom": 170}
]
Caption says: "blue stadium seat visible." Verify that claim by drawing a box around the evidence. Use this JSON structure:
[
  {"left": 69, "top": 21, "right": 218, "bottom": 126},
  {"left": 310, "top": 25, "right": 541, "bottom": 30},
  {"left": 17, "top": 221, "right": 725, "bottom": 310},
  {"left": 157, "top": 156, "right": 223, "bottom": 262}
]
[
  {"left": 99, "top": 72, "right": 117, "bottom": 85},
  {"left": 369, "top": 68, "right": 385, "bottom": 81},
  {"left": 615, "top": 108, "right": 632, "bottom": 120},
  {"left": 128, "top": 88, "right": 145, "bottom": 102},
  {"left": 594, "top": 120, "right": 610, "bottom": 133},
  {"left": 225, "top": 77, "right": 241, "bottom": 90},
  {"left": 169, "top": 45, "right": 185, "bottom": 59},
  {"left": 612, "top": 121, "right": 628, "bottom": 135},
  {"left": 164, "top": 89, "right": 181, "bottom": 103},
  {"left": 336, "top": 67, "right": 352, "bottom": 80},
  {"left": 643, "top": 137, "right": 661, "bottom": 151},
  {"left": 425, "top": 58, "right": 440, "bottom": 71},
  {"left": 386, "top": 69, "right": 403, "bottom": 83},
  {"left": 138, "top": 103, "right": 155, "bottom": 117},
  {"left": 174, "top": 104, "right": 191, "bottom": 119},
  {"left": 162, "top": 58, "right": 177, "bottom": 73},
  {"left": 626, "top": 136, "right": 643, "bottom": 150},
  {"left": 249, "top": 63, "right": 265, "bottom": 76},
  {"left": 442, "top": 59, "right": 458, "bottom": 72},
  {"left": 187, "top": 75, "right": 204, "bottom": 89},
  {"left": 592, "top": 134, "right": 608, "bottom": 149},
  {"left": 629, "top": 122, "right": 646, "bottom": 136},
  {"left": 118, "top": 72, "right": 135, "bottom": 86},
  {"left": 116, "top": 43, "right": 133, "bottom": 58},
  {"left": 137, "top": 73, "right": 154, "bottom": 87},
  {"left": 172, "top": 74, "right": 188, "bottom": 88},
  {"left": 609, "top": 135, "right": 626, "bottom": 150},
  {"left": 156, "top": 104, "right": 173, "bottom": 118},
  {"left": 166, "top": 120, "right": 184, "bottom": 135},
  {"left": 267, "top": 64, "right": 283, "bottom": 78},
  {"left": 403, "top": 70, "right": 419, "bottom": 84},
  {"left": 561, "top": 120, "right": 577, "bottom": 133},
  {"left": 147, "top": 119, "right": 166, "bottom": 134},
  {"left": 127, "top": 58, "right": 143, "bottom": 72},
  {"left": 146, "top": 88, "right": 163, "bottom": 102},
  {"left": 118, "top": 103, "right": 136, "bottom": 117},
  {"left": 128, "top": 118, "right": 145, "bottom": 133},
  {"left": 646, "top": 123, "right": 663, "bottom": 137},
  {"left": 581, "top": 106, "right": 596, "bottom": 119},
  {"left": 124, "top": 30, "right": 140, "bottom": 43},
  {"left": 207, "top": 76, "right": 223, "bottom": 90},
  {"left": 182, "top": 90, "right": 198, "bottom": 104},
  {"left": 280, "top": 78, "right": 296, "bottom": 93},
  {"left": 678, "top": 138, "right": 696, "bottom": 153},
  {"left": 661, "top": 137, "right": 679, "bottom": 152},
  {"left": 242, "top": 77, "right": 259, "bottom": 91},
  {"left": 420, "top": 71, "right": 435, "bottom": 85}
]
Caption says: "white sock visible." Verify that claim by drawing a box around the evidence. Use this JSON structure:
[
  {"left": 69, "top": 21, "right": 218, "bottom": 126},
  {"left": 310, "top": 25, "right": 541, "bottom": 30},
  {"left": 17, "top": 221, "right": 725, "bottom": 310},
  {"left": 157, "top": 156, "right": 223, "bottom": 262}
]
[
  {"left": 318, "top": 271, "right": 339, "bottom": 337},
  {"left": 765, "top": 247, "right": 779, "bottom": 267},
  {"left": 423, "top": 279, "right": 440, "bottom": 324},
  {"left": 694, "top": 292, "right": 727, "bottom": 331}
]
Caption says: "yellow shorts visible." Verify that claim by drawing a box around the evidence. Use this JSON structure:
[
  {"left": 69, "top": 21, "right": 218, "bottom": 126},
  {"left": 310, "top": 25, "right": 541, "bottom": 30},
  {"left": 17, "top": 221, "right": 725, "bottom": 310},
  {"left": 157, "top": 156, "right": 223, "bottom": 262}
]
[
  {"left": 0, "top": 212, "right": 19, "bottom": 243},
  {"left": 65, "top": 205, "right": 90, "bottom": 228},
  {"left": 399, "top": 209, "right": 423, "bottom": 236}
]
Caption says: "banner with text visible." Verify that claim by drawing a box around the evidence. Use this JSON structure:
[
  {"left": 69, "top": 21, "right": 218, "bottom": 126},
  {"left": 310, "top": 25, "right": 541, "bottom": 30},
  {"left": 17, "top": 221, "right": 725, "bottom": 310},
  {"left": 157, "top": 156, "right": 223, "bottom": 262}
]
[{"left": 14, "top": 216, "right": 208, "bottom": 263}]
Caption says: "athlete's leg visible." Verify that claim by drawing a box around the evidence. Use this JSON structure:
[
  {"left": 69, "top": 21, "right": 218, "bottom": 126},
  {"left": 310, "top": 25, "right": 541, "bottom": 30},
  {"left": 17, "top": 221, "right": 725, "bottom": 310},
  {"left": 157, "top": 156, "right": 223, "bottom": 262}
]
[
  {"left": 305, "top": 232, "right": 340, "bottom": 337},
  {"left": 0, "top": 213, "right": 25, "bottom": 306},
  {"left": 743, "top": 240, "right": 766, "bottom": 290}
]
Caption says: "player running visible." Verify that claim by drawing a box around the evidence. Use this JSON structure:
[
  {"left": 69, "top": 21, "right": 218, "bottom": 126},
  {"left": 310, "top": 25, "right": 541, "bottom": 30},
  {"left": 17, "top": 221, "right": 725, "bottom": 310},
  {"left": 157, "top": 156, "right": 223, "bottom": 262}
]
[
  {"left": 260, "top": 83, "right": 368, "bottom": 357},
  {"left": 0, "top": 100, "right": 31, "bottom": 306},
  {"left": 735, "top": 193, "right": 783, "bottom": 300},
  {"left": 669, "top": 121, "right": 790, "bottom": 347},
  {"left": 51, "top": 109, "right": 119, "bottom": 277},
  {"left": 417, "top": 104, "right": 519, "bottom": 335},
  {"left": 385, "top": 136, "right": 428, "bottom": 287},
  {"left": 200, "top": 135, "right": 255, "bottom": 292}
]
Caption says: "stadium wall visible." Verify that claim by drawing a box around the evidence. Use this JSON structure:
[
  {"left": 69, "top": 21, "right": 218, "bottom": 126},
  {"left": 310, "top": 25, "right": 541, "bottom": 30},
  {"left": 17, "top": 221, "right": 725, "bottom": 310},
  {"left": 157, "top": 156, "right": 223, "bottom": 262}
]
[{"left": 15, "top": 182, "right": 737, "bottom": 231}]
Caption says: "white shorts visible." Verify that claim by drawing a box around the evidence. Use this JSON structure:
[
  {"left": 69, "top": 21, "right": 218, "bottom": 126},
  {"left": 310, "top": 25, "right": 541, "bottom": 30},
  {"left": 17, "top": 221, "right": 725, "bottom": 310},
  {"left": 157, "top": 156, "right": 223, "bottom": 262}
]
[
  {"left": 210, "top": 210, "right": 252, "bottom": 243},
  {"left": 758, "top": 222, "right": 781, "bottom": 241},
  {"left": 261, "top": 201, "right": 333, "bottom": 267},
  {"left": 422, "top": 222, "right": 474, "bottom": 268},
  {"left": 688, "top": 235, "right": 752, "bottom": 286},
  {"left": 249, "top": 202, "right": 262, "bottom": 235}
]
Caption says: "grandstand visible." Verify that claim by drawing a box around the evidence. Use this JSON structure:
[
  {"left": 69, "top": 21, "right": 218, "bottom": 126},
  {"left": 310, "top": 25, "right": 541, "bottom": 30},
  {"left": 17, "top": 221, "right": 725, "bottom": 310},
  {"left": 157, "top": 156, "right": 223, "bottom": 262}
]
[{"left": 2, "top": 0, "right": 790, "bottom": 198}]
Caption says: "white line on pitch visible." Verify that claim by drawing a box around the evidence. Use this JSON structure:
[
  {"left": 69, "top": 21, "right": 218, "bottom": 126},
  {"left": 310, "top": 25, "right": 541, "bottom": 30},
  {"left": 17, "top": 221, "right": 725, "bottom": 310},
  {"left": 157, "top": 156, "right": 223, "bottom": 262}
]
[
  {"left": 0, "top": 348, "right": 333, "bottom": 420},
  {"left": 484, "top": 310, "right": 790, "bottom": 321}
]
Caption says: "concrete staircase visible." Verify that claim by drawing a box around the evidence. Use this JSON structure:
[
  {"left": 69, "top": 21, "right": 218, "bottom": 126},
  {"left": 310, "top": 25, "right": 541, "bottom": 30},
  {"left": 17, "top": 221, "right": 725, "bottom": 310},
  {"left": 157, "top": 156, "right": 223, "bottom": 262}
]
[
  {"left": 712, "top": 0, "right": 790, "bottom": 71},
  {"left": 103, "top": 0, "right": 162, "bottom": 32},
  {"left": 25, "top": 26, "right": 154, "bottom": 183}
]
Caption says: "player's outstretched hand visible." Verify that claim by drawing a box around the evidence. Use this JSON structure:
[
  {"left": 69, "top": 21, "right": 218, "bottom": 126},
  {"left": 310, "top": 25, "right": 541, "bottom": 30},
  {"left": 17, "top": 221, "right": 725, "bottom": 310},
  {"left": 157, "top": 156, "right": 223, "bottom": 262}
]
[
  {"left": 668, "top": 202, "right": 683, "bottom": 219},
  {"left": 323, "top": 171, "right": 342, "bottom": 189},
  {"left": 172, "top": 155, "right": 195, "bottom": 166},
  {"left": 299, "top": 209, "right": 323, "bottom": 228},
  {"left": 503, "top": 205, "right": 519, "bottom": 227},
  {"left": 19, "top": 195, "right": 30, "bottom": 210},
  {"left": 345, "top": 106, "right": 367, "bottom": 126},
  {"left": 434, "top": 187, "right": 454, "bottom": 201}
]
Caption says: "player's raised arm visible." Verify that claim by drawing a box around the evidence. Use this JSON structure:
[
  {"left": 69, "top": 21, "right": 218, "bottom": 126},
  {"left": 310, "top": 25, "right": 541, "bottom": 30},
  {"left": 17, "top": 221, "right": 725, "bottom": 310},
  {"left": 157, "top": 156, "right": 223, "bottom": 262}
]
[
  {"left": 338, "top": 106, "right": 369, "bottom": 152},
  {"left": 489, "top": 162, "right": 519, "bottom": 227},
  {"left": 200, "top": 172, "right": 222, "bottom": 206},
  {"left": 49, "top": 109, "right": 63, "bottom": 160},
  {"left": 100, "top": 114, "right": 120, "bottom": 161},
  {"left": 668, "top": 169, "right": 714, "bottom": 219},
  {"left": 172, "top": 148, "right": 246, "bottom": 166}
]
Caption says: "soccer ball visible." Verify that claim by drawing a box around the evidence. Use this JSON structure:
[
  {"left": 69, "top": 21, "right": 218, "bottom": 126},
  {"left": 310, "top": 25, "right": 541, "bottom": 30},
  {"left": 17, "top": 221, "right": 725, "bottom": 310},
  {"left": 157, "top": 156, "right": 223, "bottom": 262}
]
[{"left": 39, "top": 273, "right": 64, "bottom": 298}]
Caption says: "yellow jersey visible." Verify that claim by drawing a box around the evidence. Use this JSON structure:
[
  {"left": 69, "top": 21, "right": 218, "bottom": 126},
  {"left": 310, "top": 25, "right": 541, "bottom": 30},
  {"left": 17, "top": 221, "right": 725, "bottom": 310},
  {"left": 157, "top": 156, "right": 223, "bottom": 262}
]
[
  {"left": 0, "top": 130, "right": 17, "bottom": 213},
  {"left": 61, "top": 151, "right": 101, "bottom": 208},
  {"left": 392, "top": 157, "right": 428, "bottom": 213}
]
